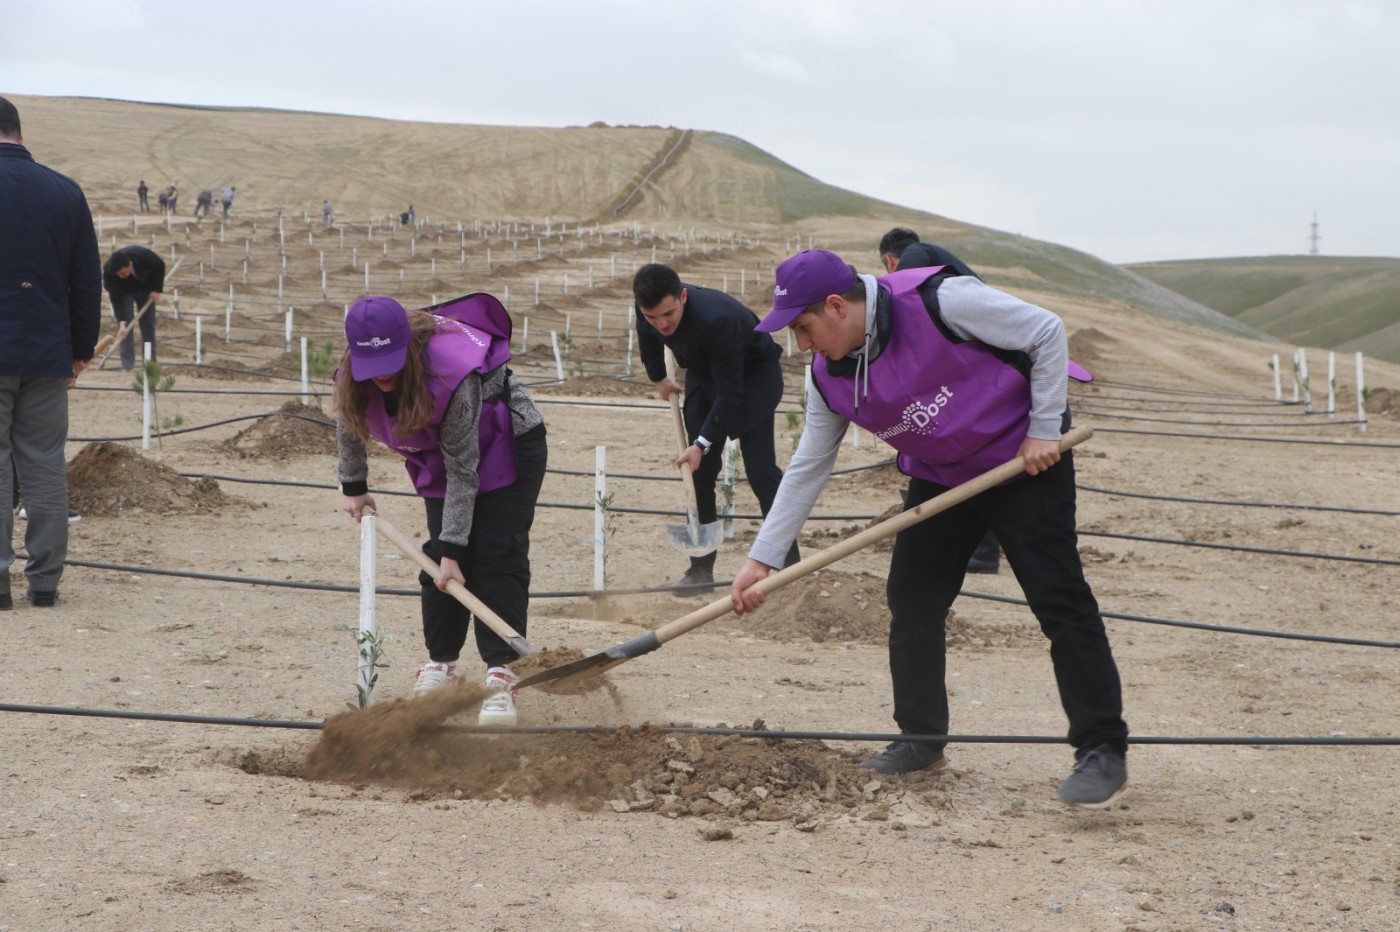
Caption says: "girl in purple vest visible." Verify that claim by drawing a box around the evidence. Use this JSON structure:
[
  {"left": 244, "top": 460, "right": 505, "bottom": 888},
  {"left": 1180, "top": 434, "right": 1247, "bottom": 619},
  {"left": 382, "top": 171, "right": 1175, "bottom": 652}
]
[
  {"left": 334, "top": 295, "right": 547, "bottom": 725},
  {"left": 731, "top": 250, "right": 1129, "bottom": 810}
]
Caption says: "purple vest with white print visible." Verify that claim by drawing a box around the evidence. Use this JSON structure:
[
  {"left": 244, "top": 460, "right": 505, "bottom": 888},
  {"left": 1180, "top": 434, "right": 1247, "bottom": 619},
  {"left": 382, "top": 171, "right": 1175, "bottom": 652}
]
[
  {"left": 813, "top": 267, "right": 1031, "bottom": 487},
  {"left": 363, "top": 300, "right": 515, "bottom": 498}
]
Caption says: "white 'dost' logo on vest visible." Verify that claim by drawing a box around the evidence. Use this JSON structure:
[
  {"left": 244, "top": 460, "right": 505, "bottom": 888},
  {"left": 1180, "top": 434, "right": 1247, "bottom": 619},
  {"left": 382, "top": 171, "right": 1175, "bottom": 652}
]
[
  {"left": 436, "top": 316, "right": 487, "bottom": 347},
  {"left": 875, "top": 385, "right": 956, "bottom": 442}
]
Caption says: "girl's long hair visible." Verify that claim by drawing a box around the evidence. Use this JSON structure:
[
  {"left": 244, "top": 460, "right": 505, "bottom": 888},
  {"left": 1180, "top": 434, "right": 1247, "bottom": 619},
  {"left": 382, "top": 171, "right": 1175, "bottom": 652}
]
[{"left": 334, "top": 311, "right": 442, "bottom": 443}]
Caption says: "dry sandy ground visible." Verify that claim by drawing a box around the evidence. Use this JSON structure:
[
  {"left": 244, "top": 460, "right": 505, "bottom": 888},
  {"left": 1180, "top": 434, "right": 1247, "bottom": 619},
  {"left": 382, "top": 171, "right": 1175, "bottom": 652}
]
[{"left": 3, "top": 210, "right": 1400, "bottom": 930}]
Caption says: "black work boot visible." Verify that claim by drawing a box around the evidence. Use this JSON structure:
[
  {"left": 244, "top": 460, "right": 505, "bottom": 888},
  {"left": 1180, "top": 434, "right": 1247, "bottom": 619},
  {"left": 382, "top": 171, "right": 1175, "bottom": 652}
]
[{"left": 673, "top": 552, "right": 717, "bottom": 592}]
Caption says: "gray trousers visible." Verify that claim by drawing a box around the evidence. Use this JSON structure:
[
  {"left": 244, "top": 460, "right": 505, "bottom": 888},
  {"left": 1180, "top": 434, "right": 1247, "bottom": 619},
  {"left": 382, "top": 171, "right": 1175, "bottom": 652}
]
[{"left": 0, "top": 376, "right": 70, "bottom": 592}]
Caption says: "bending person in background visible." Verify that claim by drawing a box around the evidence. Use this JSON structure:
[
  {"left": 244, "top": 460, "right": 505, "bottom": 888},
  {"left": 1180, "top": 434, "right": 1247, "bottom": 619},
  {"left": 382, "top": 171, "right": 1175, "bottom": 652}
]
[
  {"left": 732, "top": 249, "right": 1128, "bottom": 809},
  {"left": 878, "top": 226, "right": 999, "bottom": 574},
  {"left": 334, "top": 295, "right": 547, "bottom": 725},
  {"left": 102, "top": 244, "right": 165, "bottom": 371},
  {"left": 634, "top": 263, "right": 799, "bottom": 590}
]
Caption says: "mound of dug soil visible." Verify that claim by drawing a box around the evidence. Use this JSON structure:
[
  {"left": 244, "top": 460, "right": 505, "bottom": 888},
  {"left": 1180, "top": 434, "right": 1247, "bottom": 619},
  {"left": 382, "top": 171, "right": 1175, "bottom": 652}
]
[
  {"left": 68, "top": 441, "right": 238, "bottom": 516},
  {"left": 299, "top": 686, "right": 949, "bottom": 825},
  {"left": 221, "top": 401, "right": 337, "bottom": 459}
]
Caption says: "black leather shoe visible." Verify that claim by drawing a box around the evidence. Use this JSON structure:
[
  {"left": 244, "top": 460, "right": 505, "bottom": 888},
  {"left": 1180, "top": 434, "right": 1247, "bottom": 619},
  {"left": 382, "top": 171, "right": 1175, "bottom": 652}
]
[
  {"left": 860, "top": 740, "right": 947, "bottom": 774},
  {"left": 28, "top": 590, "right": 57, "bottom": 608},
  {"left": 0, "top": 592, "right": 11, "bottom": 611}
]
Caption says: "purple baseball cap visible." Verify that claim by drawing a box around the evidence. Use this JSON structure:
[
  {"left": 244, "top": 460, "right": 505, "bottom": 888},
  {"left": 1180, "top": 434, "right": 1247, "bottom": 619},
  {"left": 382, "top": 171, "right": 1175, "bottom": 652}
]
[
  {"left": 345, "top": 295, "right": 410, "bottom": 381},
  {"left": 757, "top": 249, "right": 857, "bottom": 333}
]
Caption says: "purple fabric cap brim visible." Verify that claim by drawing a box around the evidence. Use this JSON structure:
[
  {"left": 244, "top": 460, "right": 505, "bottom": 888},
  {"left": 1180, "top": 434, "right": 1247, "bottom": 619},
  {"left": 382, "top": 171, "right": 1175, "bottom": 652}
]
[
  {"left": 1068, "top": 359, "right": 1094, "bottom": 383},
  {"left": 349, "top": 345, "right": 408, "bottom": 381},
  {"left": 754, "top": 305, "right": 805, "bottom": 334}
]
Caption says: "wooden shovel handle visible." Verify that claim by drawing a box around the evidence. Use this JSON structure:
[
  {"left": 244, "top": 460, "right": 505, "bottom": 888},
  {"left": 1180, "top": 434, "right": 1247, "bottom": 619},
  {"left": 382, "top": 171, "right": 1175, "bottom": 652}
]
[
  {"left": 371, "top": 512, "right": 537, "bottom": 654},
  {"left": 647, "top": 425, "right": 1094, "bottom": 648}
]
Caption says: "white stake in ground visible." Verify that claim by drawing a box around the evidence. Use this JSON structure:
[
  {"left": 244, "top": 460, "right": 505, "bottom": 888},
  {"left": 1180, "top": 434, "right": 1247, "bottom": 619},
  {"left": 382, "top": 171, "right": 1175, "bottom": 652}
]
[
  {"left": 1298, "top": 348, "right": 1311, "bottom": 413},
  {"left": 1356, "top": 352, "right": 1368, "bottom": 433},
  {"left": 593, "top": 445, "right": 607, "bottom": 591},
  {"left": 284, "top": 307, "right": 293, "bottom": 352},
  {"left": 141, "top": 342, "right": 152, "bottom": 451},
  {"left": 1327, "top": 352, "right": 1336, "bottom": 416},
  {"left": 195, "top": 316, "right": 202, "bottom": 364},
  {"left": 357, "top": 512, "right": 379, "bottom": 706},
  {"left": 1271, "top": 353, "right": 1281, "bottom": 400},
  {"left": 550, "top": 331, "right": 564, "bottom": 381},
  {"left": 301, "top": 337, "right": 310, "bottom": 405}
]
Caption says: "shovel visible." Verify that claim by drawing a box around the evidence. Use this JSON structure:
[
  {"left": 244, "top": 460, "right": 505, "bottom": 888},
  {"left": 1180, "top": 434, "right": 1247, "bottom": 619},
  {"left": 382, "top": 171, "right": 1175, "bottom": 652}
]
[
  {"left": 372, "top": 511, "right": 538, "bottom": 657},
  {"left": 516, "top": 425, "right": 1092, "bottom": 689},
  {"left": 663, "top": 349, "right": 721, "bottom": 557}
]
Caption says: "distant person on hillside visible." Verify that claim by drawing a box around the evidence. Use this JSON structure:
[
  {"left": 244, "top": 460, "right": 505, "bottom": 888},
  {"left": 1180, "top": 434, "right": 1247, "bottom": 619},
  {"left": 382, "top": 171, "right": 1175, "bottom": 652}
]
[
  {"left": 103, "top": 244, "right": 166, "bottom": 370},
  {"left": 219, "top": 186, "right": 235, "bottom": 219},
  {"left": 0, "top": 95, "right": 101, "bottom": 609},
  {"left": 164, "top": 183, "right": 178, "bottom": 214},
  {"left": 322, "top": 199, "right": 333, "bottom": 227},
  {"left": 730, "top": 248, "right": 1128, "bottom": 809},
  {"left": 877, "top": 226, "right": 999, "bottom": 575},
  {"left": 334, "top": 294, "right": 548, "bottom": 725},
  {"left": 400, "top": 205, "right": 415, "bottom": 227},
  {"left": 137, "top": 179, "right": 149, "bottom": 213},
  {"left": 193, "top": 189, "right": 213, "bottom": 218},
  {"left": 157, "top": 189, "right": 169, "bottom": 213},
  {"left": 633, "top": 263, "right": 799, "bottom": 590}
]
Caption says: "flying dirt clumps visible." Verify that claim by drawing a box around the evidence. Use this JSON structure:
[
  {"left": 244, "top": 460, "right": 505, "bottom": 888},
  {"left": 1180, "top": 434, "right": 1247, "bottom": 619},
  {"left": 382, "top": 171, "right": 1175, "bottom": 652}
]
[
  {"left": 300, "top": 689, "right": 951, "bottom": 825},
  {"left": 221, "top": 401, "right": 337, "bottom": 459},
  {"left": 67, "top": 441, "right": 237, "bottom": 516}
]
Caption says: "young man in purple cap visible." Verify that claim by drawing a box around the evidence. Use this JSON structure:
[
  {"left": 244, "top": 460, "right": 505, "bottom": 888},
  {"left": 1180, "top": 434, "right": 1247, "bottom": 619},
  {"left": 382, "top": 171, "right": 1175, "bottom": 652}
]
[
  {"left": 730, "top": 249, "right": 1128, "bottom": 809},
  {"left": 334, "top": 294, "right": 547, "bottom": 724}
]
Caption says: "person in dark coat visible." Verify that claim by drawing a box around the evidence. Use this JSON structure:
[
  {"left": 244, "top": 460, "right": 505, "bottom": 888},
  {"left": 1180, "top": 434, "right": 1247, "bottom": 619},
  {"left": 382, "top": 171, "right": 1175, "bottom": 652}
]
[
  {"left": 0, "top": 95, "right": 102, "bottom": 608},
  {"left": 103, "top": 244, "right": 166, "bottom": 370},
  {"left": 634, "top": 263, "right": 799, "bottom": 589}
]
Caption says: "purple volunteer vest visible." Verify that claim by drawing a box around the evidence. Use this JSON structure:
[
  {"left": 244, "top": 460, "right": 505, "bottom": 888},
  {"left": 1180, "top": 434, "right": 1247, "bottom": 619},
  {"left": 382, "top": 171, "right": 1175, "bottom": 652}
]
[
  {"left": 364, "top": 300, "right": 515, "bottom": 498},
  {"left": 814, "top": 267, "right": 1031, "bottom": 487}
]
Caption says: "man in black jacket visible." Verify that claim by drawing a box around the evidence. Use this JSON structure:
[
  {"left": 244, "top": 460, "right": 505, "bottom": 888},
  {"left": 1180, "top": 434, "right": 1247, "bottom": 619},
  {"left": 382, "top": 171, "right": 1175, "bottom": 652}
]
[
  {"left": 877, "top": 227, "right": 1000, "bottom": 574},
  {"left": 634, "top": 263, "right": 799, "bottom": 589},
  {"left": 0, "top": 95, "right": 101, "bottom": 608},
  {"left": 103, "top": 244, "right": 166, "bottom": 370}
]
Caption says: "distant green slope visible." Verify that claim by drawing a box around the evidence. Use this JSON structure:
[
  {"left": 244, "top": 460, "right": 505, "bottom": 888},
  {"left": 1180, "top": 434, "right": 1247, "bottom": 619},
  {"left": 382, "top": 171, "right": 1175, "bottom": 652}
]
[{"left": 1127, "top": 257, "right": 1400, "bottom": 362}]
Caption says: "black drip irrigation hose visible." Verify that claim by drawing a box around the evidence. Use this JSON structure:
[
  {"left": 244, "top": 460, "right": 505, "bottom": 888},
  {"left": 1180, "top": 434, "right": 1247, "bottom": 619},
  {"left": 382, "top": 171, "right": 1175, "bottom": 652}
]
[
  {"left": 1094, "top": 426, "right": 1399, "bottom": 449},
  {"left": 1, "top": 703, "right": 1396, "bottom": 746},
  {"left": 50, "top": 557, "right": 1400, "bottom": 648},
  {"left": 71, "top": 411, "right": 335, "bottom": 443},
  {"left": 1077, "top": 411, "right": 1366, "bottom": 429}
]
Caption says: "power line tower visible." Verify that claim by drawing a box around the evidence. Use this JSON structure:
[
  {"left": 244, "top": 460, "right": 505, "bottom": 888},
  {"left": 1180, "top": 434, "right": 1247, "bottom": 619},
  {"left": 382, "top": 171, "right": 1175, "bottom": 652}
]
[{"left": 1308, "top": 210, "right": 1321, "bottom": 255}]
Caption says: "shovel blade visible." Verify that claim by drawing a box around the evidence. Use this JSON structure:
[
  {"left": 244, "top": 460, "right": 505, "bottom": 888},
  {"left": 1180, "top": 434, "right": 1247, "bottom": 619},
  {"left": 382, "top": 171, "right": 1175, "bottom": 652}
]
[{"left": 666, "top": 520, "right": 723, "bottom": 557}]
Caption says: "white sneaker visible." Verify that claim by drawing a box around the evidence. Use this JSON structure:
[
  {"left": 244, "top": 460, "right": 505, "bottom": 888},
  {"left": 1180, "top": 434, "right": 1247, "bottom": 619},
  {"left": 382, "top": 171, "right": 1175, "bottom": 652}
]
[
  {"left": 478, "top": 668, "right": 518, "bottom": 725},
  {"left": 412, "top": 660, "right": 458, "bottom": 697}
]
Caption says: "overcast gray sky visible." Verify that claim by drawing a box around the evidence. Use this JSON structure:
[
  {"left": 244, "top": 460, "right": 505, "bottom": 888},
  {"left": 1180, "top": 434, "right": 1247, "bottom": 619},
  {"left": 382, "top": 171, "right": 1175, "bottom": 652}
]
[{"left": 6, "top": 0, "right": 1398, "bottom": 264}]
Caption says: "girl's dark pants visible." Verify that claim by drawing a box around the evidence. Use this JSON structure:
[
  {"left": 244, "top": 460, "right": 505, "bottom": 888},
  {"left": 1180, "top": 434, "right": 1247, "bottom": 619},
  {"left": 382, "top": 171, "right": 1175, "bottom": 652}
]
[{"left": 419, "top": 424, "right": 547, "bottom": 669}]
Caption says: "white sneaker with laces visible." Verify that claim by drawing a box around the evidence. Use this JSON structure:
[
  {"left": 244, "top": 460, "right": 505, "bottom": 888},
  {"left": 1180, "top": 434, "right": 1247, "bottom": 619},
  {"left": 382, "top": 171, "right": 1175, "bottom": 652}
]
[
  {"left": 412, "top": 660, "right": 458, "bottom": 697},
  {"left": 478, "top": 668, "right": 518, "bottom": 726}
]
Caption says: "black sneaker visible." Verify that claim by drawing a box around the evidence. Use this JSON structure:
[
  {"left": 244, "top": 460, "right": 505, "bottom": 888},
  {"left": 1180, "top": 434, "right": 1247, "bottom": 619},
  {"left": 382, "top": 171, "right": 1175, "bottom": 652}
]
[
  {"left": 672, "top": 566, "right": 716, "bottom": 592},
  {"left": 859, "top": 740, "right": 947, "bottom": 774},
  {"left": 1056, "top": 745, "right": 1127, "bottom": 809},
  {"left": 28, "top": 589, "right": 57, "bottom": 608}
]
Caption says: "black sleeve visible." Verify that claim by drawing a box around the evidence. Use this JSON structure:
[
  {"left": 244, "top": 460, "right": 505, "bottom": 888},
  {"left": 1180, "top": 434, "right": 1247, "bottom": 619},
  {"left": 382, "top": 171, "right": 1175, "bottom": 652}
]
[{"left": 636, "top": 312, "right": 668, "bottom": 382}]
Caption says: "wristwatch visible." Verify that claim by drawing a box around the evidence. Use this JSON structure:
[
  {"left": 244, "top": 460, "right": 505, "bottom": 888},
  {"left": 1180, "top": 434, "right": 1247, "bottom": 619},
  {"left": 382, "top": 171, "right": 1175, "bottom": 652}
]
[{"left": 695, "top": 437, "right": 713, "bottom": 455}]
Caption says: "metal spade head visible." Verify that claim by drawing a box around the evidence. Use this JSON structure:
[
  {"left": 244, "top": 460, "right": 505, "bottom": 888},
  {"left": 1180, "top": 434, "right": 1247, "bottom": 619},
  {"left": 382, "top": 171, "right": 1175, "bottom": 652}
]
[{"left": 667, "top": 519, "right": 723, "bottom": 556}]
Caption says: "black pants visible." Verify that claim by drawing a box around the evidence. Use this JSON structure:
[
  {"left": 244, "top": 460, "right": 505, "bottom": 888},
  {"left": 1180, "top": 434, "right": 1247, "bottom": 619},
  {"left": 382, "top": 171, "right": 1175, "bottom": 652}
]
[
  {"left": 112, "top": 290, "right": 158, "bottom": 370},
  {"left": 885, "top": 450, "right": 1128, "bottom": 756},
  {"left": 685, "top": 364, "right": 799, "bottom": 568},
  {"left": 419, "top": 424, "right": 547, "bottom": 669}
]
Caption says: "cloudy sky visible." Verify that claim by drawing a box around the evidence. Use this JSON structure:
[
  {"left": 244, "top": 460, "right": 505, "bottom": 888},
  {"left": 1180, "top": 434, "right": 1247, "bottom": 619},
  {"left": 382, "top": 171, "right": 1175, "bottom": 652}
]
[{"left": 5, "top": 0, "right": 1398, "bottom": 264}]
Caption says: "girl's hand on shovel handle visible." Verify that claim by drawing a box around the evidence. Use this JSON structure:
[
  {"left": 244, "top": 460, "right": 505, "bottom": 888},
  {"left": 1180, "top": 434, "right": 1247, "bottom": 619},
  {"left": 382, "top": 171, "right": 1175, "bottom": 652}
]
[
  {"left": 436, "top": 555, "right": 467, "bottom": 593},
  {"left": 731, "top": 558, "right": 774, "bottom": 614},
  {"left": 1019, "top": 436, "right": 1062, "bottom": 476},
  {"left": 342, "top": 493, "right": 377, "bottom": 522}
]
